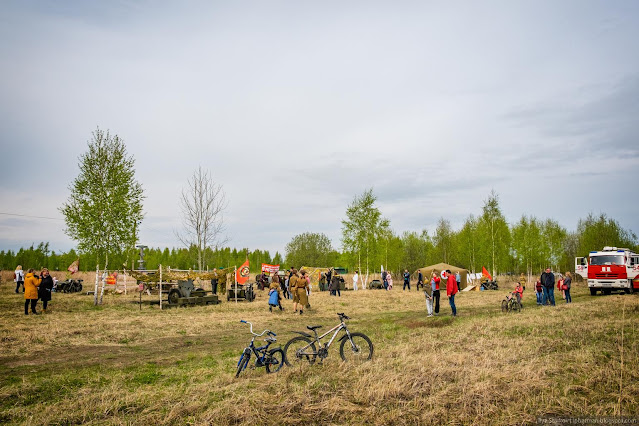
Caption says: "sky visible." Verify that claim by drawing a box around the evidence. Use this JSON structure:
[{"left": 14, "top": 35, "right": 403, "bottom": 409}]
[{"left": 1, "top": 0, "right": 638, "bottom": 258}]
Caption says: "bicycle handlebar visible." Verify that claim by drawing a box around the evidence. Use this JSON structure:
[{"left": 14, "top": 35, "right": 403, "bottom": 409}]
[
  {"left": 240, "top": 320, "right": 275, "bottom": 337},
  {"left": 337, "top": 312, "right": 350, "bottom": 320}
]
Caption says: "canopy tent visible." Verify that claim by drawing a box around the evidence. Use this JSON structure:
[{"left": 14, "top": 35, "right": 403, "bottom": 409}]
[{"left": 416, "top": 263, "right": 469, "bottom": 289}]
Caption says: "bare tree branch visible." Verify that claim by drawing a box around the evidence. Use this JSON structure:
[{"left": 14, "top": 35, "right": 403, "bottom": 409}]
[{"left": 176, "top": 167, "right": 228, "bottom": 270}]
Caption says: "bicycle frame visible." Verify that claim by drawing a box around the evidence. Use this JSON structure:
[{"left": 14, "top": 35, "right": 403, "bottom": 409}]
[
  {"left": 300, "top": 320, "right": 350, "bottom": 354},
  {"left": 237, "top": 320, "right": 276, "bottom": 370}
]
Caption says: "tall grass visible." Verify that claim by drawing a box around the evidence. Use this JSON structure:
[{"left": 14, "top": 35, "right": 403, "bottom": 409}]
[{"left": 0, "top": 277, "right": 637, "bottom": 425}]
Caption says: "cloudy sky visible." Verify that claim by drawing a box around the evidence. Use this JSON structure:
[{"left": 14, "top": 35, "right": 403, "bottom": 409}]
[{"left": 1, "top": 0, "right": 638, "bottom": 257}]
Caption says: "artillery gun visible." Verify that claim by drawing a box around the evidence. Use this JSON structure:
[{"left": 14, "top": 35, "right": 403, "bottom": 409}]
[
  {"left": 129, "top": 267, "right": 233, "bottom": 309},
  {"left": 227, "top": 282, "right": 256, "bottom": 302}
]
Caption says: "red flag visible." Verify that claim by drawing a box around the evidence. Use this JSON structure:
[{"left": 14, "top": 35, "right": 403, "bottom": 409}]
[
  {"left": 482, "top": 266, "right": 492, "bottom": 281},
  {"left": 236, "top": 260, "right": 250, "bottom": 284},
  {"left": 67, "top": 258, "right": 79, "bottom": 275}
]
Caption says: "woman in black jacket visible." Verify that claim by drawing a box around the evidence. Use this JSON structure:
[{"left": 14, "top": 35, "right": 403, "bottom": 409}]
[{"left": 38, "top": 268, "right": 54, "bottom": 313}]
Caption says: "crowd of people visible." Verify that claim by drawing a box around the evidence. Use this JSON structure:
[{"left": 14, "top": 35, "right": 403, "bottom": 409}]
[
  {"left": 11, "top": 262, "right": 575, "bottom": 318},
  {"left": 261, "top": 265, "right": 577, "bottom": 318},
  {"left": 12, "top": 265, "right": 55, "bottom": 315}
]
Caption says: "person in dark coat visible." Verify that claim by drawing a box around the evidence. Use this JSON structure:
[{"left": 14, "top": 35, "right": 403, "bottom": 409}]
[
  {"left": 540, "top": 268, "right": 555, "bottom": 306},
  {"left": 38, "top": 268, "right": 54, "bottom": 313},
  {"left": 416, "top": 270, "right": 424, "bottom": 291},
  {"left": 563, "top": 272, "right": 572, "bottom": 303},
  {"left": 403, "top": 270, "right": 411, "bottom": 291},
  {"left": 330, "top": 273, "right": 341, "bottom": 297}
]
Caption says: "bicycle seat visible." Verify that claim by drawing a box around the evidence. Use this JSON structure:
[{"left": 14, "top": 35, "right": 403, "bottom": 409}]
[
  {"left": 307, "top": 325, "right": 322, "bottom": 331},
  {"left": 265, "top": 337, "right": 277, "bottom": 343}
]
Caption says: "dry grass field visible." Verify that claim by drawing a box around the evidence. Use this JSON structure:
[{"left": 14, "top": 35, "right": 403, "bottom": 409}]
[{"left": 0, "top": 276, "right": 637, "bottom": 425}]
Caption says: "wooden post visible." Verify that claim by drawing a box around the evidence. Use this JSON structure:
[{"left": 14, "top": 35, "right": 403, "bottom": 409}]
[
  {"left": 123, "top": 269, "right": 127, "bottom": 295},
  {"left": 159, "top": 265, "right": 163, "bottom": 310},
  {"left": 234, "top": 266, "right": 237, "bottom": 303},
  {"left": 94, "top": 265, "right": 99, "bottom": 305}
]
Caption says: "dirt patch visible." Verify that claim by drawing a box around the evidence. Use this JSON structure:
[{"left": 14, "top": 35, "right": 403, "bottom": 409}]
[{"left": 0, "top": 334, "right": 225, "bottom": 372}]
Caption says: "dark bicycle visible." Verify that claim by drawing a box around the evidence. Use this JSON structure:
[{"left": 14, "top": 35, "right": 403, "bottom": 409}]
[
  {"left": 283, "top": 313, "right": 373, "bottom": 366},
  {"left": 501, "top": 292, "right": 521, "bottom": 313},
  {"left": 235, "top": 320, "right": 284, "bottom": 378}
]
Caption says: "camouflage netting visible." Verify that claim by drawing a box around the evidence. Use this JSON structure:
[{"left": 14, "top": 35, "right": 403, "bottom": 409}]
[{"left": 128, "top": 267, "right": 234, "bottom": 292}]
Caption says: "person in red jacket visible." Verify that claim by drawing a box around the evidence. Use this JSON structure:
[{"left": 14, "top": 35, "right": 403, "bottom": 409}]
[{"left": 446, "top": 269, "right": 458, "bottom": 316}]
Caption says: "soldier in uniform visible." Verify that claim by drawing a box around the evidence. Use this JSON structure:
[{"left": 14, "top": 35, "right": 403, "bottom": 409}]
[
  {"left": 518, "top": 273, "right": 527, "bottom": 291},
  {"left": 290, "top": 269, "right": 299, "bottom": 310},
  {"left": 294, "top": 270, "right": 310, "bottom": 315}
]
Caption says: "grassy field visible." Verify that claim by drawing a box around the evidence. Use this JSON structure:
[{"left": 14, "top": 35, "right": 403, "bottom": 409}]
[{"left": 0, "top": 278, "right": 637, "bottom": 425}]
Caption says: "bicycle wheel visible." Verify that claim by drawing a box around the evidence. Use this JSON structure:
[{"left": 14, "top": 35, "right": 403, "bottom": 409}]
[
  {"left": 340, "top": 332, "right": 373, "bottom": 363},
  {"left": 283, "top": 336, "right": 316, "bottom": 366},
  {"left": 265, "top": 348, "right": 284, "bottom": 373},
  {"left": 235, "top": 350, "right": 250, "bottom": 378},
  {"left": 512, "top": 300, "right": 521, "bottom": 313},
  {"left": 501, "top": 299, "right": 508, "bottom": 313}
]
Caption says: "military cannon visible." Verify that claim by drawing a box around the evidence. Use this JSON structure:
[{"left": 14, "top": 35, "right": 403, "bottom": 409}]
[
  {"left": 166, "top": 279, "right": 220, "bottom": 307},
  {"left": 227, "top": 282, "right": 255, "bottom": 302},
  {"left": 55, "top": 279, "right": 84, "bottom": 293}
]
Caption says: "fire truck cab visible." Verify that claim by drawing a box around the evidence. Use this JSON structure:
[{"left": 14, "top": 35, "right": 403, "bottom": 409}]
[{"left": 575, "top": 247, "right": 639, "bottom": 295}]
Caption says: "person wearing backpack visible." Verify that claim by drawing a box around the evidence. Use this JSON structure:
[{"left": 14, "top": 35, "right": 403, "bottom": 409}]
[
  {"left": 268, "top": 275, "right": 283, "bottom": 312},
  {"left": 14, "top": 265, "right": 24, "bottom": 293}
]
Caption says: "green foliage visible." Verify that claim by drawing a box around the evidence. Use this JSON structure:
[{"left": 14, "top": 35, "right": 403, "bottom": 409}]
[
  {"left": 60, "top": 128, "right": 144, "bottom": 269},
  {"left": 476, "top": 190, "right": 511, "bottom": 276},
  {"left": 285, "top": 232, "right": 333, "bottom": 267},
  {"left": 433, "top": 218, "right": 454, "bottom": 264},
  {"left": 452, "top": 215, "right": 479, "bottom": 271},
  {"left": 341, "top": 188, "right": 391, "bottom": 275},
  {"left": 511, "top": 215, "right": 544, "bottom": 275},
  {"left": 576, "top": 213, "right": 637, "bottom": 256},
  {"left": 400, "top": 230, "right": 434, "bottom": 273}
]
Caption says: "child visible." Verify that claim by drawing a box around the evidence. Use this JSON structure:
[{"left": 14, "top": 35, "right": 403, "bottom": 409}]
[
  {"left": 386, "top": 272, "right": 393, "bottom": 290},
  {"left": 512, "top": 282, "right": 523, "bottom": 307},
  {"left": 535, "top": 280, "right": 543, "bottom": 305},
  {"left": 268, "top": 278, "right": 283, "bottom": 312},
  {"left": 505, "top": 283, "right": 523, "bottom": 308}
]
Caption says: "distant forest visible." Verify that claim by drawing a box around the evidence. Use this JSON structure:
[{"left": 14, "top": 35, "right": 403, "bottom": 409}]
[{"left": 1, "top": 211, "right": 636, "bottom": 277}]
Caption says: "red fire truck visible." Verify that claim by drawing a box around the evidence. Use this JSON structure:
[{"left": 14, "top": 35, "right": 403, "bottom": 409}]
[{"left": 575, "top": 247, "right": 639, "bottom": 295}]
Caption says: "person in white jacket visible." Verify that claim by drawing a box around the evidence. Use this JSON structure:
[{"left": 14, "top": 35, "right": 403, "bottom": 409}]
[
  {"left": 14, "top": 265, "right": 24, "bottom": 293},
  {"left": 352, "top": 271, "right": 359, "bottom": 291}
]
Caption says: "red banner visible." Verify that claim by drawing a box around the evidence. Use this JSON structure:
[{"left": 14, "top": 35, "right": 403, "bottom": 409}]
[
  {"left": 261, "top": 263, "right": 280, "bottom": 273},
  {"left": 236, "top": 260, "right": 250, "bottom": 284},
  {"left": 482, "top": 266, "right": 492, "bottom": 281}
]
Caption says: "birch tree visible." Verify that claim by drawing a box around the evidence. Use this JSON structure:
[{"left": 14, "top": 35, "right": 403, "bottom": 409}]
[
  {"left": 341, "top": 188, "right": 390, "bottom": 278},
  {"left": 177, "top": 167, "right": 228, "bottom": 271},
  {"left": 60, "top": 128, "right": 144, "bottom": 304}
]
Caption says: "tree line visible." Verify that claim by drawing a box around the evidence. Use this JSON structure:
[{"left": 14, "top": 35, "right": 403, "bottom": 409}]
[
  {"left": 0, "top": 245, "right": 282, "bottom": 274},
  {"left": 1, "top": 201, "right": 635, "bottom": 277},
  {"left": 286, "top": 189, "right": 638, "bottom": 278}
]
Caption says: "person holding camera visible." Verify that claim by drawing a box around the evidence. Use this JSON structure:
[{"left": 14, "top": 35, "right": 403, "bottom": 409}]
[{"left": 23, "top": 268, "right": 41, "bottom": 315}]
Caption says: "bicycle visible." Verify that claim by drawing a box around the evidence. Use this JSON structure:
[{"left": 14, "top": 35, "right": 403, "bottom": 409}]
[
  {"left": 235, "top": 320, "right": 284, "bottom": 378},
  {"left": 283, "top": 313, "right": 373, "bottom": 366},
  {"left": 501, "top": 292, "right": 521, "bottom": 313}
]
